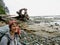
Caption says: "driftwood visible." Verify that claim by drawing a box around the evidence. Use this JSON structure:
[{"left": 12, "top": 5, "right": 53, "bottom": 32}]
[{"left": 15, "top": 8, "right": 29, "bottom": 21}]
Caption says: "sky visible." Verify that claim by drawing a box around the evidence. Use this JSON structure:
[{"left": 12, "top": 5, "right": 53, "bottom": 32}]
[{"left": 4, "top": 0, "right": 60, "bottom": 16}]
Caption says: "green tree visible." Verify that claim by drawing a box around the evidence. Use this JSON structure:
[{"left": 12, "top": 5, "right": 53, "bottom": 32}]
[
  {"left": 0, "top": 6, "right": 6, "bottom": 14},
  {"left": 0, "top": 0, "right": 6, "bottom": 14}
]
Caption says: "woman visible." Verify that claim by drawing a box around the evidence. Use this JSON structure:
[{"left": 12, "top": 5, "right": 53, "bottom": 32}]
[{"left": 0, "top": 19, "right": 21, "bottom": 45}]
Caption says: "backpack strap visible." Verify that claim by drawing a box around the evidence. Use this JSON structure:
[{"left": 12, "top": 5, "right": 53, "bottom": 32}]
[
  {"left": 0, "top": 31, "right": 8, "bottom": 41},
  {"left": 5, "top": 34, "right": 11, "bottom": 45}
]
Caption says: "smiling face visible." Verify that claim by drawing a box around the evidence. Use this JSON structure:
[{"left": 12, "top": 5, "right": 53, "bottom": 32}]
[{"left": 10, "top": 23, "right": 19, "bottom": 33}]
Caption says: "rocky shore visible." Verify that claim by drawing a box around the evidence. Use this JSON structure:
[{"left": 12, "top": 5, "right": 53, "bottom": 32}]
[{"left": 0, "top": 20, "right": 60, "bottom": 45}]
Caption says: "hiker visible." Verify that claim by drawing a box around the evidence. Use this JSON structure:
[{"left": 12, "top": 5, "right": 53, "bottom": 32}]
[{"left": 0, "top": 19, "right": 22, "bottom": 45}]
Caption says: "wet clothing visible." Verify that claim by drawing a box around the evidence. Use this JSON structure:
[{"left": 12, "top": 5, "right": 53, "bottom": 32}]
[{"left": 0, "top": 32, "right": 22, "bottom": 45}]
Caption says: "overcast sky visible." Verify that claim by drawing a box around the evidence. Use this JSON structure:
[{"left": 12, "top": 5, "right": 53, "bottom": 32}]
[{"left": 4, "top": 0, "right": 60, "bottom": 16}]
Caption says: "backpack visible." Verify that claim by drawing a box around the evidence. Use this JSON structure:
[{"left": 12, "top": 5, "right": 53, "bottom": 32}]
[
  {"left": 0, "top": 25, "right": 10, "bottom": 45},
  {"left": 0, "top": 25, "right": 9, "bottom": 41},
  {"left": 0, "top": 31, "right": 11, "bottom": 45},
  {"left": 0, "top": 31, "right": 8, "bottom": 41}
]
